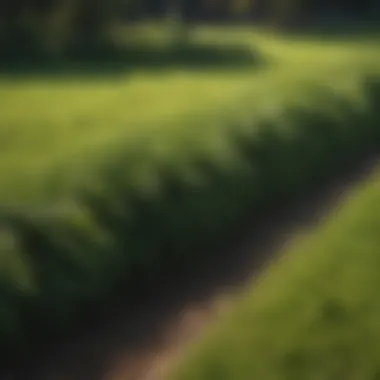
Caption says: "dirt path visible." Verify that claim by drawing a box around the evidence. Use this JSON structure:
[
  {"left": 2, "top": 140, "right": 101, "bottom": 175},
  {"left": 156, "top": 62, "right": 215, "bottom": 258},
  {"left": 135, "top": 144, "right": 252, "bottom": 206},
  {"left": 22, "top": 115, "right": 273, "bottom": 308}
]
[{"left": 6, "top": 156, "right": 379, "bottom": 380}]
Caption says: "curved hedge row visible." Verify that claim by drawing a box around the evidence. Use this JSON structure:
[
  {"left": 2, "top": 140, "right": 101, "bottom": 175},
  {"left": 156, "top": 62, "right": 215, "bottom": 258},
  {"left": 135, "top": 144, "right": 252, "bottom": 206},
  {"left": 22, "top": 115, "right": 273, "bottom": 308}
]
[{"left": 0, "top": 75, "right": 379, "bottom": 362}]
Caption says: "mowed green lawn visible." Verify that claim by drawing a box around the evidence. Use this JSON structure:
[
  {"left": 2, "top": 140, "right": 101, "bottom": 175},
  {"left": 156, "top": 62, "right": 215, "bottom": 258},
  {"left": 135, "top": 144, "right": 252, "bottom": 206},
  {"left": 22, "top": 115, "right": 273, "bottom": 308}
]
[
  {"left": 170, "top": 168, "right": 380, "bottom": 380},
  {"left": 0, "top": 26, "right": 379, "bottom": 204},
  {"left": 0, "top": 71, "right": 254, "bottom": 204}
]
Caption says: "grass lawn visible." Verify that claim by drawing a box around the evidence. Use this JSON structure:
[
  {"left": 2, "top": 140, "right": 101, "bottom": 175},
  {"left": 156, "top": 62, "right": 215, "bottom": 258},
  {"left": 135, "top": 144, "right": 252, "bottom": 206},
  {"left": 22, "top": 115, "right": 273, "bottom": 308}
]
[
  {"left": 0, "top": 26, "right": 379, "bottom": 205},
  {"left": 0, "top": 25, "right": 379, "bottom": 360},
  {"left": 170, "top": 167, "right": 380, "bottom": 380}
]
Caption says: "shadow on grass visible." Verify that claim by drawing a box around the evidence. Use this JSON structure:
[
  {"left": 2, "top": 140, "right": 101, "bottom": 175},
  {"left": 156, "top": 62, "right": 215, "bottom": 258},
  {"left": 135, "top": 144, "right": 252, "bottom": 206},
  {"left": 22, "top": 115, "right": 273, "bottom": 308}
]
[
  {"left": 0, "top": 41, "right": 263, "bottom": 80},
  {"left": 282, "top": 20, "right": 380, "bottom": 43}
]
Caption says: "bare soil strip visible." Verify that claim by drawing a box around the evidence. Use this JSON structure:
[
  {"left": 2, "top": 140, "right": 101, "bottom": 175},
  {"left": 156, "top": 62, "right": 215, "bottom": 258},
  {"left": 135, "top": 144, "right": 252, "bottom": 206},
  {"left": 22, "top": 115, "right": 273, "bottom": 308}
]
[{"left": 6, "top": 155, "right": 379, "bottom": 380}]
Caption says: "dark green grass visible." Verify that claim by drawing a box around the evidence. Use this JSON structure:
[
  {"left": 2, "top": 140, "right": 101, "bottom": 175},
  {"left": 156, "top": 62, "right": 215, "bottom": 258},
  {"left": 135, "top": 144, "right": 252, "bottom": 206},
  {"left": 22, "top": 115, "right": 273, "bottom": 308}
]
[
  {"left": 1, "top": 75, "right": 379, "bottom": 363},
  {"left": 170, "top": 169, "right": 380, "bottom": 380},
  {"left": 0, "top": 28, "right": 380, "bottom": 363}
]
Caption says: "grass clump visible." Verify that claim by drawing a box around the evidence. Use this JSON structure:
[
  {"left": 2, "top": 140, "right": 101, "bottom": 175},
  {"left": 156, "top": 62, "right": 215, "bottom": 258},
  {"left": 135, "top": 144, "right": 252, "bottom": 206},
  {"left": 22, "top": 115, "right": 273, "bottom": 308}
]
[{"left": 170, "top": 168, "right": 380, "bottom": 380}]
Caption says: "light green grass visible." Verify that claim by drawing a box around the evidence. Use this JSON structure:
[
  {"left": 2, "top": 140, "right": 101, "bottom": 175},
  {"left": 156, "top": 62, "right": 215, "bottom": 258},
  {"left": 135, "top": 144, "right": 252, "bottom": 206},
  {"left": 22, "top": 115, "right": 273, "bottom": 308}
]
[
  {"left": 0, "top": 26, "right": 379, "bottom": 204},
  {"left": 0, "top": 73, "right": 252, "bottom": 203},
  {"left": 170, "top": 168, "right": 380, "bottom": 380}
]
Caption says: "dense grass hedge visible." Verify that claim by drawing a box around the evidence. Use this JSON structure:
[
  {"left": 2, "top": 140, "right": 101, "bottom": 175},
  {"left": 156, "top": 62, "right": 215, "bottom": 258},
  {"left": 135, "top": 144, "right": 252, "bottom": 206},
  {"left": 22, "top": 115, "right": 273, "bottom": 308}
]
[
  {"left": 169, "top": 161, "right": 380, "bottom": 380},
  {"left": 0, "top": 75, "right": 379, "bottom": 362}
]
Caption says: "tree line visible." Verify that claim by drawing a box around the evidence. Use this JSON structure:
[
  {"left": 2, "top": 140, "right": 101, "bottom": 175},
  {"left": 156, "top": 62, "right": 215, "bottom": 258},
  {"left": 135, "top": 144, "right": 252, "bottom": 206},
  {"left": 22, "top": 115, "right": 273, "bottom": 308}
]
[{"left": 0, "top": 0, "right": 378, "bottom": 61}]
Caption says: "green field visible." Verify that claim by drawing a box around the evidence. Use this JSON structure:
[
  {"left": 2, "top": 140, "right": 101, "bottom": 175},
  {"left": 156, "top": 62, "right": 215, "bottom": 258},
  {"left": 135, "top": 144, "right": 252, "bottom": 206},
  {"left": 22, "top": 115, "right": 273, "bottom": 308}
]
[
  {"left": 170, "top": 167, "right": 380, "bottom": 380},
  {"left": 1, "top": 26, "right": 380, "bottom": 360},
  {"left": 1, "top": 27, "right": 379, "bottom": 205}
]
